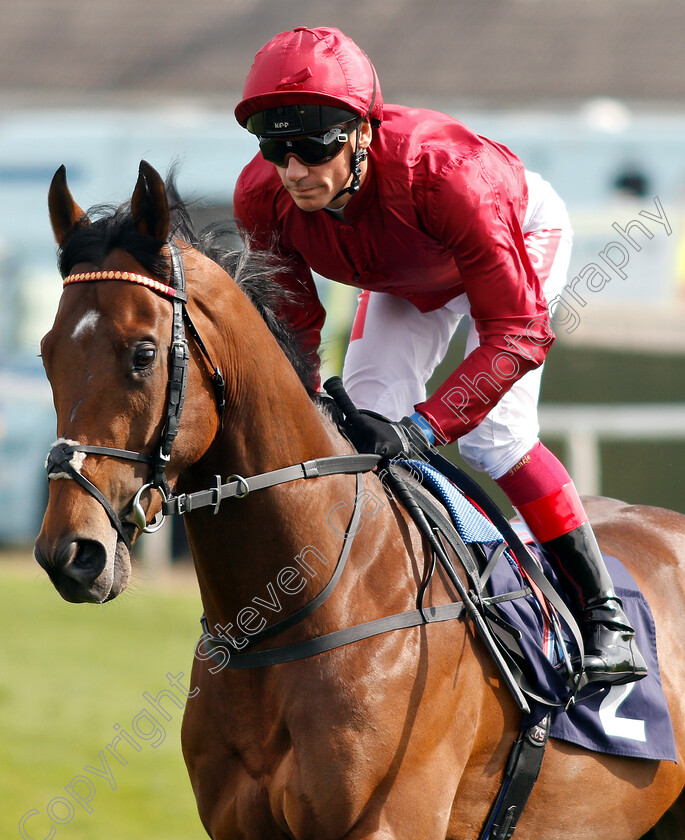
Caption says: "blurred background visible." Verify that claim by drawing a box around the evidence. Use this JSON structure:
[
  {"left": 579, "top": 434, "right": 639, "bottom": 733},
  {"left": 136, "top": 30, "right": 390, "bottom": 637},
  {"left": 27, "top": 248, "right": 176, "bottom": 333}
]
[{"left": 2, "top": 1, "right": 685, "bottom": 836}]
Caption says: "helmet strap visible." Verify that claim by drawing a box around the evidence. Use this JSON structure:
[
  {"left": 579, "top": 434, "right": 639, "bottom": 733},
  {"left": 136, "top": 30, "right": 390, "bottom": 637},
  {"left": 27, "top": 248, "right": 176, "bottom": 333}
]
[
  {"left": 329, "top": 124, "right": 367, "bottom": 205},
  {"left": 328, "top": 61, "right": 376, "bottom": 206}
]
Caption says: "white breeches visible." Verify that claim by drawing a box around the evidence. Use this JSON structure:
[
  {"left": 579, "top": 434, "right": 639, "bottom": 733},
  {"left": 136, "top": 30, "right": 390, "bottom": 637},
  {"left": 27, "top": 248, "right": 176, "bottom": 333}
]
[{"left": 342, "top": 172, "right": 573, "bottom": 480}]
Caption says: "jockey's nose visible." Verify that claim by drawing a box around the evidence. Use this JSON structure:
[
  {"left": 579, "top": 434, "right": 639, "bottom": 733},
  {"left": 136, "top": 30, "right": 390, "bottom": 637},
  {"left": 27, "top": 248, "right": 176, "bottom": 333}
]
[{"left": 284, "top": 155, "right": 309, "bottom": 179}]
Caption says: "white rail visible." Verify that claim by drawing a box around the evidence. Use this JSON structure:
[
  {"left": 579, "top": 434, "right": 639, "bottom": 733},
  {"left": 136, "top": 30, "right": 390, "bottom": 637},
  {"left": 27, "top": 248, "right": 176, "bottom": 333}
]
[{"left": 538, "top": 403, "right": 685, "bottom": 496}]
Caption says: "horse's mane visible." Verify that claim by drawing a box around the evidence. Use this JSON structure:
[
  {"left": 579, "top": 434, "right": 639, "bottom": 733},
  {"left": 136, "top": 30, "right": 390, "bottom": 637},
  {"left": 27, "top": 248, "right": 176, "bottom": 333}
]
[{"left": 57, "top": 174, "right": 319, "bottom": 395}]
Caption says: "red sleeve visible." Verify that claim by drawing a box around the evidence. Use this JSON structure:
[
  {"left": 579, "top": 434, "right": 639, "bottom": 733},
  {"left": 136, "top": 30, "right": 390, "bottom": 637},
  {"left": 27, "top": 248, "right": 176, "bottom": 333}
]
[
  {"left": 233, "top": 170, "right": 326, "bottom": 378},
  {"left": 415, "top": 152, "right": 554, "bottom": 442}
]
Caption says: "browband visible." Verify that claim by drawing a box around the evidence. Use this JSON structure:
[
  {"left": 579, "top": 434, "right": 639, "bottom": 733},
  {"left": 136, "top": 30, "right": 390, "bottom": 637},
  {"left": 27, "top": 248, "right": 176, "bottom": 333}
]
[{"left": 63, "top": 270, "right": 186, "bottom": 301}]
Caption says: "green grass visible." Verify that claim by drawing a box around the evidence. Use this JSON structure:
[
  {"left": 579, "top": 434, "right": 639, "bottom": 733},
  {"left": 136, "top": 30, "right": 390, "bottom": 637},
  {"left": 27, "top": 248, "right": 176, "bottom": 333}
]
[{"left": 0, "top": 556, "right": 207, "bottom": 839}]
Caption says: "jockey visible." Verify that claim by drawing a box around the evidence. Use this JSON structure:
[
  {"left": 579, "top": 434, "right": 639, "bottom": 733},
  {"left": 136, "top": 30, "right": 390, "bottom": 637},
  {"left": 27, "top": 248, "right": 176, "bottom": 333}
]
[{"left": 233, "top": 26, "right": 646, "bottom": 686}]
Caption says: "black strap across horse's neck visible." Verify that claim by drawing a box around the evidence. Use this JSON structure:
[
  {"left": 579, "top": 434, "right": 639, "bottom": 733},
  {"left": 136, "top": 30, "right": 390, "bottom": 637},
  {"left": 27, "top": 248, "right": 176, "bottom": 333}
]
[
  {"left": 205, "top": 602, "right": 467, "bottom": 670},
  {"left": 162, "top": 453, "right": 381, "bottom": 516},
  {"left": 197, "top": 466, "right": 470, "bottom": 671},
  {"left": 201, "top": 471, "right": 367, "bottom": 652}
]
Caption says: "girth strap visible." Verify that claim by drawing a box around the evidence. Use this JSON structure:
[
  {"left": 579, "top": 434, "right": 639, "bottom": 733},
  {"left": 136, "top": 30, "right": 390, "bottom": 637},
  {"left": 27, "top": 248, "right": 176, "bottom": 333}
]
[{"left": 479, "top": 714, "right": 551, "bottom": 840}]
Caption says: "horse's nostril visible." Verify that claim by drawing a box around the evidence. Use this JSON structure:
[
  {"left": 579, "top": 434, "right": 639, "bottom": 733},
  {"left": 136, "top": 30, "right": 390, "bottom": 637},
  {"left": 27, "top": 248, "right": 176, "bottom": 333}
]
[
  {"left": 64, "top": 539, "right": 108, "bottom": 583},
  {"left": 34, "top": 535, "right": 115, "bottom": 603},
  {"left": 34, "top": 538, "right": 77, "bottom": 581}
]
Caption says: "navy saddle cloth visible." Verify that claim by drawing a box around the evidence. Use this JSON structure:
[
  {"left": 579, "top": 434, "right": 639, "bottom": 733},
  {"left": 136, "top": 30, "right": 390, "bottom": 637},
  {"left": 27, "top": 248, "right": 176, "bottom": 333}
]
[{"left": 404, "top": 460, "right": 677, "bottom": 762}]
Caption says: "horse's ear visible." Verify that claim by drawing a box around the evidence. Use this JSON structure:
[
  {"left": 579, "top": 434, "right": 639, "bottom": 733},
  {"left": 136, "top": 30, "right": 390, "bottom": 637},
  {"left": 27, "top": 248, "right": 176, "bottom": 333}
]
[
  {"left": 48, "top": 165, "right": 89, "bottom": 247},
  {"left": 131, "top": 160, "right": 170, "bottom": 243}
]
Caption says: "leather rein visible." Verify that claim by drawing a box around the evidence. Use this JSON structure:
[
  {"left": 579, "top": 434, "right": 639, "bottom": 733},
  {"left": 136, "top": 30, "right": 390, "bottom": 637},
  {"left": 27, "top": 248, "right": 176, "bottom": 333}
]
[{"left": 44, "top": 240, "right": 379, "bottom": 551}]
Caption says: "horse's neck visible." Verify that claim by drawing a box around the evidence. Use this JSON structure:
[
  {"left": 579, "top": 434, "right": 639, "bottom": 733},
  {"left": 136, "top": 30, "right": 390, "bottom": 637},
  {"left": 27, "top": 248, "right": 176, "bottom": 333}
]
[
  {"left": 183, "top": 274, "right": 357, "bottom": 629},
  {"left": 189, "top": 389, "right": 356, "bottom": 634},
  {"left": 221, "top": 371, "right": 340, "bottom": 476},
  {"left": 185, "top": 249, "right": 342, "bottom": 478}
]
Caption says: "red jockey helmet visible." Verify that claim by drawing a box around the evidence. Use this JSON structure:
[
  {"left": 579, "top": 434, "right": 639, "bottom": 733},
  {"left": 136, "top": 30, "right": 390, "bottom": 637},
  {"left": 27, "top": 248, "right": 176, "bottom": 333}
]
[{"left": 235, "top": 26, "right": 383, "bottom": 135}]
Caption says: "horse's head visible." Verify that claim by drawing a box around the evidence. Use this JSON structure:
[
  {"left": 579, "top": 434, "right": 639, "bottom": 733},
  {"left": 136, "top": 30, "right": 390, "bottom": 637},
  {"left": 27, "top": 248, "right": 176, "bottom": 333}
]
[{"left": 35, "top": 162, "right": 225, "bottom": 602}]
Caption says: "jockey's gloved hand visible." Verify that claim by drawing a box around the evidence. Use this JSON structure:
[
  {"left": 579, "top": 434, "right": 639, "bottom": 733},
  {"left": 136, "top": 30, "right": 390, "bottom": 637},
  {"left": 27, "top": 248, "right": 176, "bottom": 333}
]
[{"left": 345, "top": 410, "right": 435, "bottom": 459}]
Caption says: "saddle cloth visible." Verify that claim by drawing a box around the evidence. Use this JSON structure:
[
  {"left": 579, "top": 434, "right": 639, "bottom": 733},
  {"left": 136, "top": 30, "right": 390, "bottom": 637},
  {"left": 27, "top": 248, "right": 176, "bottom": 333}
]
[{"left": 405, "top": 460, "right": 677, "bottom": 762}]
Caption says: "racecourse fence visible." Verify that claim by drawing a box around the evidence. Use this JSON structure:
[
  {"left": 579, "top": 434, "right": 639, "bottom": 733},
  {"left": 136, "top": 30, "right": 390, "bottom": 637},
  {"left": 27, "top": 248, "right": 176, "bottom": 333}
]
[{"left": 539, "top": 403, "right": 685, "bottom": 496}]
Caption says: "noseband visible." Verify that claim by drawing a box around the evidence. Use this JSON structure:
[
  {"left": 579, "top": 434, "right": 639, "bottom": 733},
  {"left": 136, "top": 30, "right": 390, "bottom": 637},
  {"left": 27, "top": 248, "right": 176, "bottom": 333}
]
[{"left": 45, "top": 241, "right": 226, "bottom": 550}]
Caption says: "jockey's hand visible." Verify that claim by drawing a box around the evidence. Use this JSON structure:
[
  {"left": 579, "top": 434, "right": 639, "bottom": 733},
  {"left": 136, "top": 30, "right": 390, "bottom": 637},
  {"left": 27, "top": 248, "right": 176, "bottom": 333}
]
[{"left": 345, "top": 410, "right": 435, "bottom": 460}]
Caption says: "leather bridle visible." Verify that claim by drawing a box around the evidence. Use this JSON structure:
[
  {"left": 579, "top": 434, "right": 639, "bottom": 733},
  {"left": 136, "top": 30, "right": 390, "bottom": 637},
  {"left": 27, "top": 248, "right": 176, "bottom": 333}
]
[
  {"left": 44, "top": 240, "right": 226, "bottom": 550},
  {"left": 44, "top": 241, "right": 380, "bottom": 551}
]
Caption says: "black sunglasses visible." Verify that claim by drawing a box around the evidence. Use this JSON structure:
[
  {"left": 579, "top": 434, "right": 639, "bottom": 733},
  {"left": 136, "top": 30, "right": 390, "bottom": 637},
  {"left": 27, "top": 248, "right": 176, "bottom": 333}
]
[{"left": 258, "top": 123, "right": 358, "bottom": 167}]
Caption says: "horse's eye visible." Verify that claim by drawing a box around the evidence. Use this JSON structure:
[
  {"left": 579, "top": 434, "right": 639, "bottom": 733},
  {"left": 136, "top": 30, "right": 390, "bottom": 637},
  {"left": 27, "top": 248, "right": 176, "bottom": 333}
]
[{"left": 132, "top": 344, "right": 157, "bottom": 371}]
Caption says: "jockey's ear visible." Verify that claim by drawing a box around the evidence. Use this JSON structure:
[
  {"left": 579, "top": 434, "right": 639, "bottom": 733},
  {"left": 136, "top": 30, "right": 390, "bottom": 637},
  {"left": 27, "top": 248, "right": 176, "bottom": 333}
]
[
  {"left": 48, "top": 165, "right": 89, "bottom": 246},
  {"left": 358, "top": 120, "right": 373, "bottom": 150},
  {"left": 131, "top": 160, "right": 170, "bottom": 243}
]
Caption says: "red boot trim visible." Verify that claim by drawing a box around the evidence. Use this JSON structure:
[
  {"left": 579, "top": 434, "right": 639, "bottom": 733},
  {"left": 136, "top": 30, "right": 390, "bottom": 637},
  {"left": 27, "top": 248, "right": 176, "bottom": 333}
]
[{"left": 516, "top": 482, "right": 588, "bottom": 543}]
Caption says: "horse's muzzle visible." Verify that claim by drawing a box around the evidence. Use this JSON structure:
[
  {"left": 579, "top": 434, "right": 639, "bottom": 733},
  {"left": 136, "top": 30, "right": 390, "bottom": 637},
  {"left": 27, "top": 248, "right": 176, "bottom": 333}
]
[{"left": 34, "top": 534, "right": 120, "bottom": 603}]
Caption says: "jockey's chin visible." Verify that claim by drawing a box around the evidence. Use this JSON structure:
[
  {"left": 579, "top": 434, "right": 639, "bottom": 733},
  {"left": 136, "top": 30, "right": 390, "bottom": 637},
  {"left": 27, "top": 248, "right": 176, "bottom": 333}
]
[{"left": 276, "top": 155, "right": 355, "bottom": 213}]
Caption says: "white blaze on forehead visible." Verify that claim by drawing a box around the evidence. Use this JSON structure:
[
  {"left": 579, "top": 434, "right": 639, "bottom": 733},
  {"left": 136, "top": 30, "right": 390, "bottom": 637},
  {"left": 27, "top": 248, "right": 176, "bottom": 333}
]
[
  {"left": 72, "top": 309, "right": 100, "bottom": 340},
  {"left": 46, "top": 438, "right": 87, "bottom": 480}
]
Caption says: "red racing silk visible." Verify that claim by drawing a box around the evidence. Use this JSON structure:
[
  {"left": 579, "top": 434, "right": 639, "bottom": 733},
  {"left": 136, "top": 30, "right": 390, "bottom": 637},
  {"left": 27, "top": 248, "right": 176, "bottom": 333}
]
[{"left": 233, "top": 104, "right": 554, "bottom": 442}]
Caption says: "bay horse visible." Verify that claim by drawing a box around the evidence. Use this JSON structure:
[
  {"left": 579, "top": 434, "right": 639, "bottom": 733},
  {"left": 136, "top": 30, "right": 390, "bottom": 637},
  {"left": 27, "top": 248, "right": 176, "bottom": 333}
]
[{"left": 35, "top": 161, "right": 685, "bottom": 840}]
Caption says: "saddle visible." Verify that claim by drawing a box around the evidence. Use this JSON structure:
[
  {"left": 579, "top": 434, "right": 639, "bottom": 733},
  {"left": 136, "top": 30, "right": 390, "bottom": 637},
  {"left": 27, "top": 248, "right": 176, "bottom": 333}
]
[{"left": 395, "top": 455, "right": 674, "bottom": 752}]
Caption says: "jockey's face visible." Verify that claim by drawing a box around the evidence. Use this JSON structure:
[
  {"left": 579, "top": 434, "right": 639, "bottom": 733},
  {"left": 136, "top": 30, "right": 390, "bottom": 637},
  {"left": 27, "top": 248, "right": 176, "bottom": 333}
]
[{"left": 275, "top": 121, "right": 372, "bottom": 212}]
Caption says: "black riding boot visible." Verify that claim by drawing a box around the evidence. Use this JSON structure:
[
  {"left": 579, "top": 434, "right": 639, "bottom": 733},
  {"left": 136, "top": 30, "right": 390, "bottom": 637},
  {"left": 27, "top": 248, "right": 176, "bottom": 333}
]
[{"left": 542, "top": 523, "right": 648, "bottom": 685}]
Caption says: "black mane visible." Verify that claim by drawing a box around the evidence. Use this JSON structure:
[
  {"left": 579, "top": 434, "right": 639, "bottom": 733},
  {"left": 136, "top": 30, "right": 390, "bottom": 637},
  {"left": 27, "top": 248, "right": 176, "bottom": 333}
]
[{"left": 57, "top": 175, "right": 319, "bottom": 395}]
